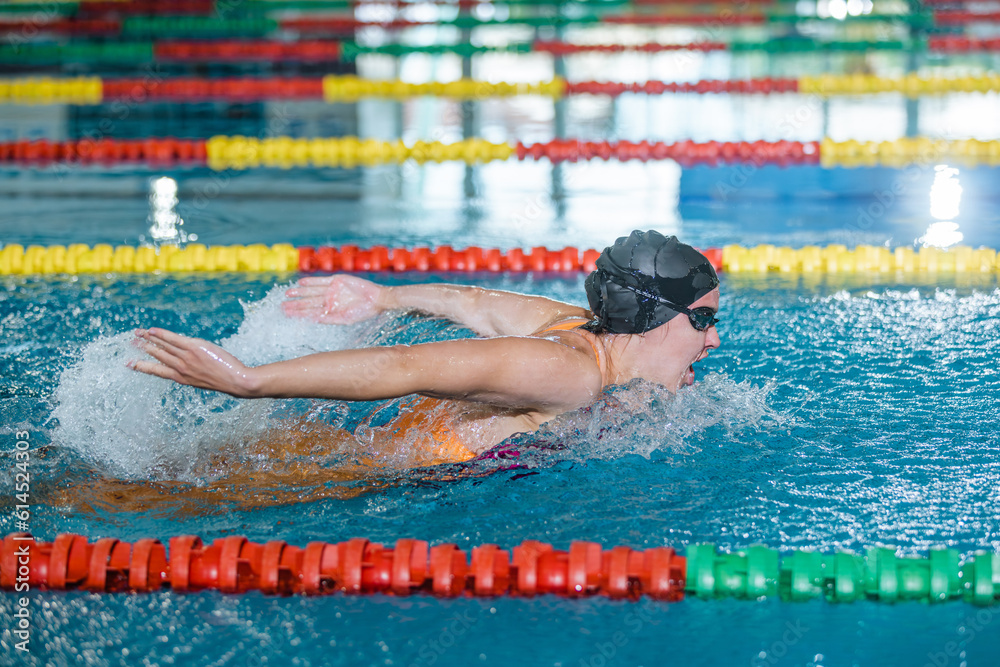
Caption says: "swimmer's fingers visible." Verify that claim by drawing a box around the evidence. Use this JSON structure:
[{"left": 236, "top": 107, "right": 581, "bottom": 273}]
[
  {"left": 139, "top": 328, "right": 198, "bottom": 357},
  {"left": 281, "top": 298, "right": 327, "bottom": 321},
  {"left": 127, "top": 358, "right": 185, "bottom": 383},
  {"left": 142, "top": 328, "right": 233, "bottom": 366},
  {"left": 133, "top": 336, "right": 183, "bottom": 368},
  {"left": 127, "top": 328, "right": 254, "bottom": 396},
  {"left": 294, "top": 276, "right": 337, "bottom": 287},
  {"left": 282, "top": 296, "right": 324, "bottom": 313},
  {"left": 282, "top": 300, "right": 360, "bottom": 325},
  {"left": 285, "top": 275, "right": 353, "bottom": 298},
  {"left": 283, "top": 285, "right": 328, "bottom": 298},
  {"left": 129, "top": 329, "right": 192, "bottom": 379}
]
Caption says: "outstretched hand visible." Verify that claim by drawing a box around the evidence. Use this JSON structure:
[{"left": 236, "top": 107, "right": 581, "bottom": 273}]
[
  {"left": 128, "top": 328, "right": 257, "bottom": 397},
  {"left": 282, "top": 274, "right": 385, "bottom": 325}
]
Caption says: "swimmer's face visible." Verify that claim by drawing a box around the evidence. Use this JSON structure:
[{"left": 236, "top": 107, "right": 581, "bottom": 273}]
[{"left": 630, "top": 288, "right": 721, "bottom": 391}]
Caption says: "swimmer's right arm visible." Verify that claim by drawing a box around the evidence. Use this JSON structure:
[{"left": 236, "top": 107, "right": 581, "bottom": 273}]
[
  {"left": 129, "top": 327, "right": 601, "bottom": 411},
  {"left": 283, "top": 275, "right": 587, "bottom": 337}
]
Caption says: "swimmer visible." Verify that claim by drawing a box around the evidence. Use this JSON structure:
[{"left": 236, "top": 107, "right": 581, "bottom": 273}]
[{"left": 127, "top": 230, "right": 721, "bottom": 467}]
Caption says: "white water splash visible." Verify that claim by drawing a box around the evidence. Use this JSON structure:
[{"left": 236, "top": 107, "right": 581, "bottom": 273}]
[
  {"left": 51, "top": 285, "right": 384, "bottom": 480},
  {"left": 522, "top": 373, "right": 788, "bottom": 463}
]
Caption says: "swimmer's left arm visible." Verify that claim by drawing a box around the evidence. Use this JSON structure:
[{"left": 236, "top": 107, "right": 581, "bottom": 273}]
[
  {"left": 283, "top": 276, "right": 587, "bottom": 336},
  {"left": 379, "top": 283, "right": 590, "bottom": 338},
  {"left": 130, "top": 328, "right": 601, "bottom": 412}
]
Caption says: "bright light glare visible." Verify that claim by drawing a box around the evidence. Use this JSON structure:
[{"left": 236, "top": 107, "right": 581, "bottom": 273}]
[
  {"left": 918, "top": 221, "right": 964, "bottom": 248},
  {"left": 919, "top": 166, "right": 963, "bottom": 248},
  {"left": 846, "top": 0, "right": 864, "bottom": 16},
  {"left": 151, "top": 176, "right": 177, "bottom": 203},
  {"left": 148, "top": 176, "right": 185, "bottom": 242},
  {"left": 929, "top": 165, "right": 962, "bottom": 220},
  {"left": 829, "top": 0, "right": 848, "bottom": 20}
]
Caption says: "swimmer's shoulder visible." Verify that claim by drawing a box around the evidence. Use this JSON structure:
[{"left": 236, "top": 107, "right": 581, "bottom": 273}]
[{"left": 529, "top": 315, "right": 607, "bottom": 387}]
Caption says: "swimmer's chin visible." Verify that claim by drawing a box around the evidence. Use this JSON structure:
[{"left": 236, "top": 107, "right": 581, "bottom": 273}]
[
  {"left": 655, "top": 366, "right": 696, "bottom": 393},
  {"left": 677, "top": 364, "right": 696, "bottom": 391}
]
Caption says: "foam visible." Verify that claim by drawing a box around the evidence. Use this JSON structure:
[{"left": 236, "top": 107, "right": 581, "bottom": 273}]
[
  {"left": 51, "top": 284, "right": 385, "bottom": 480},
  {"left": 499, "top": 373, "right": 788, "bottom": 467}
]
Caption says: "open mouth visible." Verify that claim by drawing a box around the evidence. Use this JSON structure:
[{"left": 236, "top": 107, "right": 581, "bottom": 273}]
[{"left": 684, "top": 364, "right": 695, "bottom": 386}]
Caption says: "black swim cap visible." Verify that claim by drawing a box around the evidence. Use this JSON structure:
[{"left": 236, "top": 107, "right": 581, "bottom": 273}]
[{"left": 584, "top": 230, "right": 719, "bottom": 334}]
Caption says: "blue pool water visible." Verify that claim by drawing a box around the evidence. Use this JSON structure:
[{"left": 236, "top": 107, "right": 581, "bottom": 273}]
[
  {"left": 2, "top": 239, "right": 999, "bottom": 664},
  {"left": 4, "top": 10, "right": 1000, "bottom": 663}
]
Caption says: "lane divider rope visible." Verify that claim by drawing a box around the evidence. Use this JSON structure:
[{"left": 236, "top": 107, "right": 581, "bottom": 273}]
[
  {"left": 5, "top": 73, "right": 1000, "bottom": 105},
  {"left": 9, "top": 9, "right": 999, "bottom": 36},
  {"left": 4, "top": 136, "right": 1000, "bottom": 169},
  {"left": 3, "top": 533, "right": 999, "bottom": 604},
  {"left": 0, "top": 0, "right": 797, "bottom": 13},
  {"left": 5, "top": 37, "right": 1000, "bottom": 66},
  {"left": 0, "top": 244, "right": 997, "bottom": 275}
]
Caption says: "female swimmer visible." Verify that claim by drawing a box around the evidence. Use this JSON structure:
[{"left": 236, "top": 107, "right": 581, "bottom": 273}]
[{"left": 128, "top": 230, "right": 722, "bottom": 467}]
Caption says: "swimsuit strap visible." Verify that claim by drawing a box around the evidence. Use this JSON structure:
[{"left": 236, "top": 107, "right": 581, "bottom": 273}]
[
  {"left": 537, "top": 317, "right": 605, "bottom": 374},
  {"left": 539, "top": 317, "right": 592, "bottom": 333}
]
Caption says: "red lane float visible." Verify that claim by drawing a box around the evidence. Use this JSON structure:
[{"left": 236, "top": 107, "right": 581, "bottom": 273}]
[
  {"left": 514, "top": 139, "right": 820, "bottom": 167},
  {"left": 77, "top": 0, "right": 216, "bottom": 14},
  {"left": 154, "top": 40, "right": 342, "bottom": 62},
  {"left": 927, "top": 36, "right": 1000, "bottom": 52},
  {"left": 304, "top": 245, "right": 719, "bottom": 274},
  {"left": 0, "top": 138, "right": 207, "bottom": 166},
  {"left": 297, "top": 245, "right": 676, "bottom": 274},
  {"left": 0, "top": 533, "right": 686, "bottom": 600},
  {"left": 933, "top": 10, "right": 1000, "bottom": 25},
  {"left": 102, "top": 76, "right": 325, "bottom": 102}
]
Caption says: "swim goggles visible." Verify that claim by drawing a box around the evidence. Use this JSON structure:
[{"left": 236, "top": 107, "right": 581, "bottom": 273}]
[{"left": 624, "top": 284, "right": 720, "bottom": 331}]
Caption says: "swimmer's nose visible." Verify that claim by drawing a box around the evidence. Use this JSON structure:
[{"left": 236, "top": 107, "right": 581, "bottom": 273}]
[{"left": 705, "top": 325, "right": 721, "bottom": 350}]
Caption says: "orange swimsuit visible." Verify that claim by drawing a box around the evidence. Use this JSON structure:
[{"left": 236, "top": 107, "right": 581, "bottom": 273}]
[
  {"left": 389, "top": 395, "right": 478, "bottom": 465},
  {"left": 385, "top": 318, "right": 603, "bottom": 465}
]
